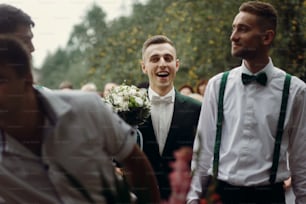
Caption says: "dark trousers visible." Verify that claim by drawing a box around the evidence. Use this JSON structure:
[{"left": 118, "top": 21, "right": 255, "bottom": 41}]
[{"left": 216, "top": 180, "right": 286, "bottom": 204}]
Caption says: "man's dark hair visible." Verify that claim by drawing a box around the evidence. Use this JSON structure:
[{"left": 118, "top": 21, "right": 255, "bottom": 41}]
[
  {"left": 0, "top": 35, "right": 31, "bottom": 77},
  {"left": 0, "top": 4, "right": 34, "bottom": 33},
  {"left": 239, "top": 1, "right": 277, "bottom": 32}
]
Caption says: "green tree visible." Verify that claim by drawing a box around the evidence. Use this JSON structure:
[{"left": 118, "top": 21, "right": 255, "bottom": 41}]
[
  {"left": 271, "top": 0, "right": 306, "bottom": 80},
  {"left": 40, "top": 0, "right": 306, "bottom": 89}
]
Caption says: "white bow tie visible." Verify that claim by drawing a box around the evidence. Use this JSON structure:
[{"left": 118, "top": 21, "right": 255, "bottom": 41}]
[{"left": 151, "top": 95, "right": 172, "bottom": 104}]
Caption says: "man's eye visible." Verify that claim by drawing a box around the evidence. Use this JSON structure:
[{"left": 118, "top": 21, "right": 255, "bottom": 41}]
[
  {"left": 150, "top": 57, "right": 159, "bottom": 62},
  {"left": 163, "top": 54, "right": 173, "bottom": 62},
  {"left": 164, "top": 56, "right": 173, "bottom": 62},
  {"left": 238, "top": 26, "right": 249, "bottom": 32},
  {"left": 232, "top": 26, "right": 249, "bottom": 33}
]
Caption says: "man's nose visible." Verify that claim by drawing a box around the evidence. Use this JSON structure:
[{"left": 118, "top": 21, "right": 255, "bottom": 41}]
[
  {"left": 230, "top": 30, "right": 238, "bottom": 42},
  {"left": 158, "top": 57, "right": 166, "bottom": 66},
  {"left": 28, "top": 42, "right": 35, "bottom": 53}
]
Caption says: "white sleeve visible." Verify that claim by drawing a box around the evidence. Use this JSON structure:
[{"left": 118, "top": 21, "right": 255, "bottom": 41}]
[
  {"left": 93, "top": 96, "right": 137, "bottom": 162},
  {"left": 288, "top": 80, "right": 306, "bottom": 204},
  {"left": 187, "top": 77, "right": 220, "bottom": 203}
]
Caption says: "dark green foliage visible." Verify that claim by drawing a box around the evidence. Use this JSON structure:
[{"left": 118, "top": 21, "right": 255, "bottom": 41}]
[{"left": 39, "top": 0, "right": 306, "bottom": 89}]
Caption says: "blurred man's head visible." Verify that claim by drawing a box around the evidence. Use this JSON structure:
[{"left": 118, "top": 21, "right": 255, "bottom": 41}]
[
  {"left": 59, "top": 81, "right": 74, "bottom": 90},
  {"left": 0, "top": 4, "right": 35, "bottom": 53},
  {"left": 103, "top": 82, "right": 118, "bottom": 97},
  {"left": 0, "top": 35, "right": 33, "bottom": 120},
  {"left": 81, "top": 82, "right": 97, "bottom": 92}
]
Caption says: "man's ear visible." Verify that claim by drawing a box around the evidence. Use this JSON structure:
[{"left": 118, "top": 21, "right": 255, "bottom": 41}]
[
  {"left": 141, "top": 61, "right": 147, "bottom": 74},
  {"left": 175, "top": 59, "right": 180, "bottom": 72},
  {"left": 262, "top": 29, "right": 275, "bottom": 46}
]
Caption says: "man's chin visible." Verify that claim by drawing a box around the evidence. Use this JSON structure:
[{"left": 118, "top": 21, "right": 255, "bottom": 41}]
[
  {"left": 157, "top": 82, "right": 172, "bottom": 90},
  {"left": 232, "top": 52, "right": 241, "bottom": 58},
  {"left": 231, "top": 50, "right": 245, "bottom": 58},
  {"left": 157, "top": 77, "right": 170, "bottom": 84}
]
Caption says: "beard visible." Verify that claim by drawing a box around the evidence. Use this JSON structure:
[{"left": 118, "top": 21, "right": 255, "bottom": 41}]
[{"left": 231, "top": 45, "right": 258, "bottom": 59}]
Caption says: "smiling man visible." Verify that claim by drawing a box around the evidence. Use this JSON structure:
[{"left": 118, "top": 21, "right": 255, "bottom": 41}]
[{"left": 139, "top": 35, "right": 201, "bottom": 200}]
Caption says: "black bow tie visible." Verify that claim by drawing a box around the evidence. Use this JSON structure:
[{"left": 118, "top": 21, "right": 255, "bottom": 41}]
[{"left": 241, "top": 72, "right": 267, "bottom": 86}]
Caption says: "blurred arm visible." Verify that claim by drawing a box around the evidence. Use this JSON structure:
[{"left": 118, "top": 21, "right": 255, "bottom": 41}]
[{"left": 122, "top": 145, "right": 160, "bottom": 204}]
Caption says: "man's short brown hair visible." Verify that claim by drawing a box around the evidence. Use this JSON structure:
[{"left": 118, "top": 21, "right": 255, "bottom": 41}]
[
  {"left": 239, "top": 1, "right": 277, "bottom": 32},
  {"left": 142, "top": 35, "right": 176, "bottom": 58}
]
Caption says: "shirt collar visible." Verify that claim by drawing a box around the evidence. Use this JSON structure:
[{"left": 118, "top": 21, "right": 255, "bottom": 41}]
[
  {"left": 34, "top": 87, "right": 72, "bottom": 126},
  {"left": 241, "top": 58, "right": 274, "bottom": 80},
  {"left": 148, "top": 87, "right": 175, "bottom": 103},
  {"left": 0, "top": 130, "right": 40, "bottom": 160}
]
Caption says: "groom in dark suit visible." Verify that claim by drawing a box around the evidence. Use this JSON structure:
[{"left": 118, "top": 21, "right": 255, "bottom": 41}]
[{"left": 139, "top": 35, "right": 201, "bottom": 200}]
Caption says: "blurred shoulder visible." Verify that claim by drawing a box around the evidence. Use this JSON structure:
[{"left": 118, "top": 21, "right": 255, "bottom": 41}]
[
  {"left": 37, "top": 88, "right": 107, "bottom": 111},
  {"left": 53, "top": 90, "right": 102, "bottom": 104}
]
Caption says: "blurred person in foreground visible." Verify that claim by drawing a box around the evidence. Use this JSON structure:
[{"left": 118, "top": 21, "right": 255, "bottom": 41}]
[
  {"left": 139, "top": 34, "right": 201, "bottom": 200},
  {"left": 0, "top": 35, "right": 160, "bottom": 204},
  {"left": 187, "top": 1, "right": 306, "bottom": 204}
]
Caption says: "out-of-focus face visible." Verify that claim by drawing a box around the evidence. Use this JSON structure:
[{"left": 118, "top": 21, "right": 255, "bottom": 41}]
[
  {"left": 230, "top": 11, "right": 265, "bottom": 60},
  {"left": 141, "top": 43, "right": 179, "bottom": 95},
  {"left": 180, "top": 87, "right": 192, "bottom": 96},
  {"left": 13, "top": 24, "right": 35, "bottom": 53},
  {"left": 103, "top": 83, "right": 117, "bottom": 97},
  {"left": 198, "top": 83, "right": 206, "bottom": 96},
  {"left": 0, "top": 64, "right": 27, "bottom": 122}
]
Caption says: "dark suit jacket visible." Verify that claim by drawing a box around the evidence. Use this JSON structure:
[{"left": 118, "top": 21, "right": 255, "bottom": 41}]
[{"left": 138, "top": 90, "right": 201, "bottom": 199}]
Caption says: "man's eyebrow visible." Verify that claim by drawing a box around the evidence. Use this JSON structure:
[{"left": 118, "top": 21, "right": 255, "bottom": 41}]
[{"left": 149, "top": 54, "right": 160, "bottom": 58}]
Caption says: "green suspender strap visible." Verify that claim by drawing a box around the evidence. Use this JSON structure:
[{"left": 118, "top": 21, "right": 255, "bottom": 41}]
[
  {"left": 213, "top": 71, "right": 229, "bottom": 178},
  {"left": 269, "top": 73, "right": 291, "bottom": 184}
]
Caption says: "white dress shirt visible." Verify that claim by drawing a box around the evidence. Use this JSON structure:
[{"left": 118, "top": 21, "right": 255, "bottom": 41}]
[
  {"left": 149, "top": 87, "right": 175, "bottom": 154},
  {"left": 187, "top": 59, "right": 306, "bottom": 204},
  {"left": 0, "top": 88, "right": 136, "bottom": 204}
]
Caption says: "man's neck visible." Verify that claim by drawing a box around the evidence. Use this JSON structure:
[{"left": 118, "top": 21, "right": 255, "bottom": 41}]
[
  {"left": 150, "top": 85, "right": 174, "bottom": 97},
  {"left": 243, "top": 57, "right": 270, "bottom": 74}
]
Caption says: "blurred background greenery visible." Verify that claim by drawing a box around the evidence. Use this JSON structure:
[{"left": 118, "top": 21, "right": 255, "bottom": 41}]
[{"left": 37, "top": 0, "right": 306, "bottom": 91}]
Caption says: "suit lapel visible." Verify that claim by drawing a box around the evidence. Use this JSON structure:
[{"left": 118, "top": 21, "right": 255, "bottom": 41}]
[{"left": 140, "top": 116, "right": 161, "bottom": 156}]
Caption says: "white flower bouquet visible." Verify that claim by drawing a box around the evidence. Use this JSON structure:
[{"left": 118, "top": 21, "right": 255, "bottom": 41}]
[{"left": 104, "top": 84, "right": 151, "bottom": 126}]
